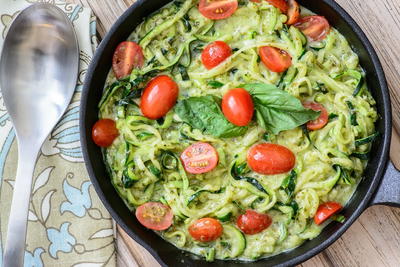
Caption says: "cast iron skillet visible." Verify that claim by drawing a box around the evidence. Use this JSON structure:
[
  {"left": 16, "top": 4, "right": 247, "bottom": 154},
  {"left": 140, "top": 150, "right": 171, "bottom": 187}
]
[{"left": 80, "top": 0, "right": 400, "bottom": 266}]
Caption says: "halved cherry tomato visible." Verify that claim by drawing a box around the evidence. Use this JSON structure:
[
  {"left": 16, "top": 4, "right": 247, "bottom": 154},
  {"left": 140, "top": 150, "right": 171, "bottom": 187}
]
[
  {"left": 247, "top": 143, "right": 295, "bottom": 175},
  {"left": 303, "top": 102, "right": 328, "bottom": 131},
  {"left": 251, "top": 0, "right": 288, "bottom": 13},
  {"left": 135, "top": 202, "right": 173, "bottom": 231},
  {"left": 314, "top": 202, "right": 342, "bottom": 225},
  {"left": 189, "top": 218, "right": 223, "bottom": 242},
  {"left": 259, "top": 46, "right": 292, "bottom": 73},
  {"left": 92, "top": 119, "right": 119, "bottom": 147},
  {"left": 222, "top": 88, "right": 254, "bottom": 126},
  {"left": 140, "top": 75, "right": 179, "bottom": 120},
  {"left": 201, "top": 41, "right": 232, "bottom": 70},
  {"left": 266, "top": 0, "right": 288, "bottom": 13},
  {"left": 181, "top": 143, "right": 219, "bottom": 174},
  {"left": 286, "top": 0, "right": 300, "bottom": 25},
  {"left": 198, "top": 0, "right": 238, "bottom": 20},
  {"left": 112, "top": 41, "right": 144, "bottom": 80},
  {"left": 294, "top": 15, "right": 330, "bottom": 41},
  {"left": 237, "top": 210, "right": 272, "bottom": 235}
]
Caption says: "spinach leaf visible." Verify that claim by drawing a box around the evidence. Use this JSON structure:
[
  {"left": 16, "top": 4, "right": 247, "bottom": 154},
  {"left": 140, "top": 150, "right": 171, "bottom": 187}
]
[
  {"left": 181, "top": 14, "right": 192, "bottom": 32},
  {"left": 346, "top": 101, "right": 358, "bottom": 126},
  {"left": 281, "top": 170, "right": 297, "bottom": 197},
  {"left": 178, "top": 64, "right": 189, "bottom": 80},
  {"left": 328, "top": 113, "right": 339, "bottom": 121},
  {"left": 235, "top": 162, "right": 250, "bottom": 175},
  {"left": 107, "top": 71, "right": 157, "bottom": 108},
  {"left": 99, "top": 80, "right": 131, "bottom": 110},
  {"left": 290, "top": 200, "right": 299, "bottom": 218},
  {"left": 263, "top": 133, "right": 270, "bottom": 141},
  {"left": 175, "top": 95, "right": 247, "bottom": 138},
  {"left": 243, "top": 83, "right": 320, "bottom": 134},
  {"left": 301, "top": 125, "right": 311, "bottom": 143},
  {"left": 121, "top": 173, "right": 136, "bottom": 188}
]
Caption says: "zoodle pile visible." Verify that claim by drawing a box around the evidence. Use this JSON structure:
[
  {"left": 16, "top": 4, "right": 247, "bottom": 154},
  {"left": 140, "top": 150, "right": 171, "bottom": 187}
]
[{"left": 93, "top": 0, "right": 379, "bottom": 261}]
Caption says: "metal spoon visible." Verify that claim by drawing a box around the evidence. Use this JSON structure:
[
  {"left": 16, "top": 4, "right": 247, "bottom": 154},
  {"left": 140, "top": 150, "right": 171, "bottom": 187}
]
[{"left": 0, "top": 4, "right": 79, "bottom": 266}]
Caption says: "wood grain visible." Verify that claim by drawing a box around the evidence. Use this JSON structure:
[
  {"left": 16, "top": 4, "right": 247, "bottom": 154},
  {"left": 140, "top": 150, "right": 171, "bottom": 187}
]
[{"left": 68, "top": 0, "right": 400, "bottom": 266}]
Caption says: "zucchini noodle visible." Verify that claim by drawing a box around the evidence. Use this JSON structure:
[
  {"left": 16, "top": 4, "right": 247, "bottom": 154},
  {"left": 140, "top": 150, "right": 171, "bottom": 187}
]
[{"left": 100, "top": 0, "right": 378, "bottom": 261}]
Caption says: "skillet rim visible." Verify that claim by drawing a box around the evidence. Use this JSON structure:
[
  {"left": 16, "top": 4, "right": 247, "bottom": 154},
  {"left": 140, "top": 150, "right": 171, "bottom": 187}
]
[{"left": 80, "top": 0, "right": 392, "bottom": 266}]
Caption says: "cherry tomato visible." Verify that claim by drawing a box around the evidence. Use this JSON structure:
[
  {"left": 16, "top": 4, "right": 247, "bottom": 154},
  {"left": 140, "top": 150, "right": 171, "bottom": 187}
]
[
  {"left": 222, "top": 88, "right": 254, "bottom": 126},
  {"left": 303, "top": 102, "right": 329, "bottom": 131},
  {"left": 294, "top": 15, "right": 330, "bottom": 41},
  {"left": 198, "top": 0, "right": 238, "bottom": 20},
  {"left": 237, "top": 210, "right": 272, "bottom": 235},
  {"left": 140, "top": 75, "right": 179, "bottom": 120},
  {"left": 201, "top": 41, "right": 232, "bottom": 70},
  {"left": 112, "top": 41, "right": 144, "bottom": 80},
  {"left": 259, "top": 46, "right": 292, "bottom": 73},
  {"left": 314, "top": 201, "right": 342, "bottom": 225},
  {"left": 181, "top": 143, "right": 219, "bottom": 174},
  {"left": 135, "top": 202, "right": 173, "bottom": 231},
  {"left": 286, "top": 0, "right": 300, "bottom": 25},
  {"left": 247, "top": 143, "right": 295, "bottom": 175},
  {"left": 265, "top": 0, "right": 288, "bottom": 13},
  {"left": 189, "top": 218, "right": 223, "bottom": 242},
  {"left": 92, "top": 119, "right": 119, "bottom": 147},
  {"left": 251, "top": 0, "right": 288, "bottom": 13}
]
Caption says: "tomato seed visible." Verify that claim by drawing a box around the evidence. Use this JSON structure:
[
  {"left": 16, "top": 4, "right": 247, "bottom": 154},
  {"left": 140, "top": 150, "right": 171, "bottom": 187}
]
[
  {"left": 189, "top": 161, "right": 209, "bottom": 167},
  {"left": 215, "top": 8, "right": 224, "bottom": 14}
]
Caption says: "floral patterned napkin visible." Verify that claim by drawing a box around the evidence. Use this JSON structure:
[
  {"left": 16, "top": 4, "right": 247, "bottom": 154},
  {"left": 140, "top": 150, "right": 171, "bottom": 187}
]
[{"left": 0, "top": 1, "right": 116, "bottom": 266}]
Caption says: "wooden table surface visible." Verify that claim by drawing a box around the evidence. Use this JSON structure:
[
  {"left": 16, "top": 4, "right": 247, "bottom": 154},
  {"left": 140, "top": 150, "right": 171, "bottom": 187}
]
[{"left": 70, "top": 0, "right": 400, "bottom": 266}]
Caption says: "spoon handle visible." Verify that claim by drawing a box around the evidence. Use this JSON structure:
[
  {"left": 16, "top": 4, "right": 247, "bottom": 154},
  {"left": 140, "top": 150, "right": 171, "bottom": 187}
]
[{"left": 3, "top": 145, "right": 39, "bottom": 267}]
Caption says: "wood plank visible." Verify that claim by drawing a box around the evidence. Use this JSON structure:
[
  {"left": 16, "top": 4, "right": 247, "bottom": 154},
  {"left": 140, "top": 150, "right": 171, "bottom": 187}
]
[
  {"left": 316, "top": 207, "right": 399, "bottom": 267},
  {"left": 68, "top": 0, "right": 400, "bottom": 266},
  {"left": 334, "top": 0, "right": 400, "bottom": 134},
  {"left": 117, "top": 226, "right": 160, "bottom": 267},
  {"left": 71, "top": 0, "right": 128, "bottom": 36},
  {"left": 391, "top": 128, "right": 400, "bottom": 169}
]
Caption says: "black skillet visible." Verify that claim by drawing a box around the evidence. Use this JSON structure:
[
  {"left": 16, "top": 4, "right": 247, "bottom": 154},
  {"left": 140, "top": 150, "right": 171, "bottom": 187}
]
[{"left": 80, "top": 0, "right": 400, "bottom": 266}]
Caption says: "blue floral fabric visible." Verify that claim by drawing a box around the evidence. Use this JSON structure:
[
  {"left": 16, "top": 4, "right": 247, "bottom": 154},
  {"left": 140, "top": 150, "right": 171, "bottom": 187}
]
[{"left": 0, "top": 1, "right": 116, "bottom": 266}]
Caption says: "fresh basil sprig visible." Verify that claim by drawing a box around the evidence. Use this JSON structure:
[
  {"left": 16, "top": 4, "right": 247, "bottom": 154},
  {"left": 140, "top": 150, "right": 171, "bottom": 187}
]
[
  {"left": 175, "top": 83, "right": 320, "bottom": 138},
  {"left": 243, "top": 83, "right": 320, "bottom": 134}
]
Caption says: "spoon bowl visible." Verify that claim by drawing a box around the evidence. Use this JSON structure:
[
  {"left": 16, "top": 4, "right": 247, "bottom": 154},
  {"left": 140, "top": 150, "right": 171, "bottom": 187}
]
[
  {"left": 0, "top": 4, "right": 79, "bottom": 266},
  {"left": 0, "top": 3, "right": 79, "bottom": 143}
]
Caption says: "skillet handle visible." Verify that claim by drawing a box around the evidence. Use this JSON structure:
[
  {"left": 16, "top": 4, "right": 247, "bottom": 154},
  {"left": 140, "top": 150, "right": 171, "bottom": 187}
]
[{"left": 369, "top": 161, "right": 400, "bottom": 207}]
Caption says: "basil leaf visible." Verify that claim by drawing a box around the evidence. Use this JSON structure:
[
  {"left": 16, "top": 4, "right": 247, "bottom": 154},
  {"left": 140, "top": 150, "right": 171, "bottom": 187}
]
[
  {"left": 175, "top": 95, "right": 247, "bottom": 138},
  {"left": 243, "top": 83, "right": 320, "bottom": 134}
]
